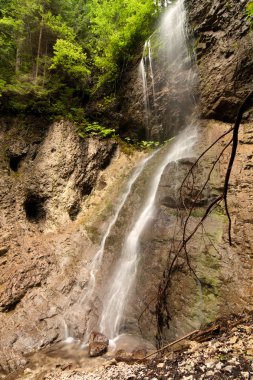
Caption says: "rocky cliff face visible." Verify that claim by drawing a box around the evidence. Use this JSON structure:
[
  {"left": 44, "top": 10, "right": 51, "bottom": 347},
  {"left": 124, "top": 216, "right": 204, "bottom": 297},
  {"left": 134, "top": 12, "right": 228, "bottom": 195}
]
[
  {"left": 0, "top": 118, "right": 117, "bottom": 312},
  {"left": 186, "top": 0, "right": 253, "bottom": 122},
  {"left": 133, "top": 120, "right": 253, "bottom": 345},
  {"left": 0, "top": 117, "right": 142, "bottom": 375},
  {"left": 126, "top": 0, "right": 253, "bottom": 343}
]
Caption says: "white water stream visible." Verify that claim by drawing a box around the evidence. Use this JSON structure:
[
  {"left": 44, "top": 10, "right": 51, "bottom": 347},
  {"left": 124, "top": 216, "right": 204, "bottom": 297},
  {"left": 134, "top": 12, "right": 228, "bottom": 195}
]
[
  {"left": 99, "top": 127, "right": 197, "bottom": 339},
  {"left": 79, "top": 153, "right": 157, "bottom": 324},
  {"left": 139, "top": 39, "right": 157, "bottom": 135}
]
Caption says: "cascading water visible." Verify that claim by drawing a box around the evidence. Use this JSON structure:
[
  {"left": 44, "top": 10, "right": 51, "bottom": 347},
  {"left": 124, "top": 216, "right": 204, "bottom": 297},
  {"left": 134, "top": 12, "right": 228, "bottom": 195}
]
[
  {"left": 99, "top": 0, "right": 198, "bottom": 340},
  {"left": 99, "top": 128, "right": 197, "bottom": 339},
  {"left": 79, "top": 153, "right": 156, "bottom": 310},
  {"left": 139, "top": 52, "right": 150, "bottom": 132},
  {"left": 62, "top": 0, "right": 198, "bottom": 346},
  {"left": 139, "top": 39, "right": 157, "bottom": 138},
  {"left": 139, "top": 0, "right": 197, "bottom": 141},
  {"left": 63, "top": 152, "right": 158, "bottom": 342}
]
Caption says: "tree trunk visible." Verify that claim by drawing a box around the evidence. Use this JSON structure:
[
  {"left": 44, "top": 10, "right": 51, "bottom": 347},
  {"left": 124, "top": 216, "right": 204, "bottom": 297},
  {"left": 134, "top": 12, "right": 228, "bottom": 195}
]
[
  {"left": 42, "top": 41, "right": 48, "bottom": 88},
  {"left": 15, "top": 45, "right": 21, "bottom": 74},
  {"left": 35, "top": 24, "right": 43, "bottom": 82}
]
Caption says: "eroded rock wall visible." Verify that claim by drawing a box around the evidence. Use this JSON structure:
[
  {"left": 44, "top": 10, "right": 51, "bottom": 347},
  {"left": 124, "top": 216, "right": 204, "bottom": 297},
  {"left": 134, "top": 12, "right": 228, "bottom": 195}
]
[
  {"left": 186, "top": 0, "right": 253, "bottom": 121},
  {"left": 0, "top": 117, "right": 142, "bottom": 374}
]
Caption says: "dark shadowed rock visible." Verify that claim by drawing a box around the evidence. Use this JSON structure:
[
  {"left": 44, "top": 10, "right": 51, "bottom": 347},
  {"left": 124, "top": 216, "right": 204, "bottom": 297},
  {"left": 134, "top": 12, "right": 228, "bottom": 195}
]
[
  {"left": 0, "top": 246, "right": 9, "bottom": 256},
  {"left": 186, "top": 0, "right": 253, "bottom": 121}
]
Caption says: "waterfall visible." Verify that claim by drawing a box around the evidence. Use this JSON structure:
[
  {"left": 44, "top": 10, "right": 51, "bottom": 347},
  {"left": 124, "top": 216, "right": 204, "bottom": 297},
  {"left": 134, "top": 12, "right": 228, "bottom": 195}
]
[
  {"left": 139, "top": 0, "right": 197, "bottom": 141},
  {"left": 71, "top": 152, "right": 158, "bottom": 342},
  {"left": 139, "top": 39, "right": 157, "bottom": 138},
  {"left": 99, "top": 128, "right": 197, "bottom": 339},
  {"left": 99, "top": 0, "right": 198, "bottom": 340},
  {"left": 139, "top": 56, "right": 150, "bottom": 132}
]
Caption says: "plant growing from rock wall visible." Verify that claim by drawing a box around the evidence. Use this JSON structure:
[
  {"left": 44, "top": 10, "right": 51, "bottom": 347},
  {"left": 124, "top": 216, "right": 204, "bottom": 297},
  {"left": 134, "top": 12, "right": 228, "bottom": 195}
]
[{"left": 77, "top": 121, "right": 117, "bottom": 139}]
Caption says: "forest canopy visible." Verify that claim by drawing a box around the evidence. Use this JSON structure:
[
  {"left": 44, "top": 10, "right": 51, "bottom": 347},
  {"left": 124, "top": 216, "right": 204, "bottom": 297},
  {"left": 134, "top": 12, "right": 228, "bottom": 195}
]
[{"left": 0, "top": 0, "right": 162, "bottom": 117}]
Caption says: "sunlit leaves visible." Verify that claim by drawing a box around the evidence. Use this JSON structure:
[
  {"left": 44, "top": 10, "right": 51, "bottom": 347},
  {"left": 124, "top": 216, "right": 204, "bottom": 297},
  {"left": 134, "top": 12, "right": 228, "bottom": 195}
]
[
  {"left": 50, "top": 39, "right": 90, "bottom": 80},
  {"left": 246, "top": 1, "right": 253, "bottom": 24},
  {"left": 85, "top": 0, "right": 158, "bottom": 89}
]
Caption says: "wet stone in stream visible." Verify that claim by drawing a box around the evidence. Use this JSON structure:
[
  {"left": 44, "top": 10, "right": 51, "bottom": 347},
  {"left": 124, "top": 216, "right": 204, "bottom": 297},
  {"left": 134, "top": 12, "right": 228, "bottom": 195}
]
[{"left": 88, "top": 332, "right": 109, "bottom": 357}]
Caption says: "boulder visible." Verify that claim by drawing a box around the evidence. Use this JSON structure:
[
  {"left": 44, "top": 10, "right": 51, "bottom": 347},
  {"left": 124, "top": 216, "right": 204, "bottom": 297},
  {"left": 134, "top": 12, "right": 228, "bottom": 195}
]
[
  {"left": 88, "top": 331, "right": 109, "bottom": 357},
  {"left": 115, "top": 348, "right": 147, "bottom": 363}
]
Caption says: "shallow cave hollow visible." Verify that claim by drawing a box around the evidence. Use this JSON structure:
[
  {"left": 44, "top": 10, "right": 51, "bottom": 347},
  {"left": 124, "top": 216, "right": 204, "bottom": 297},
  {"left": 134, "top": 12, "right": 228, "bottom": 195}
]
[
  {"left": 68, "top": 201, "right": 81, "bottom": 221},
  {"left": 24, "top": 193, "right": 47, "bottom": 223},
  {"left": 9, "top": 155, "right": 23, "bottom": 172}
]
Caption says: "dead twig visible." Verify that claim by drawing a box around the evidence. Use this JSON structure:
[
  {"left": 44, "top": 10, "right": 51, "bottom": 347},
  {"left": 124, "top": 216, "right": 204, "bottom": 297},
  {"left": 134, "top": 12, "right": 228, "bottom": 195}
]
[{"left": 142, "top": 329, "right": 200, "bottom": 360}]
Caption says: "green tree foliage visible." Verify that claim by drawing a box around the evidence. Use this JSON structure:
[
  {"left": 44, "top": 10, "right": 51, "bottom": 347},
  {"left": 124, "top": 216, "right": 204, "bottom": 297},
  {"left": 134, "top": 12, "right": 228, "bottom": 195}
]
[
  {"left": 246, "top": 1, "right": 253, "bottom": 24},
  {"left": 50, "top": 39, "right": 90, "bottom": 80},
  {"left": 86, "top": 0, "right": 158, "bottom": 90},
  {"left": 0, "top": 0, "right": 160, "bottom": 116}
]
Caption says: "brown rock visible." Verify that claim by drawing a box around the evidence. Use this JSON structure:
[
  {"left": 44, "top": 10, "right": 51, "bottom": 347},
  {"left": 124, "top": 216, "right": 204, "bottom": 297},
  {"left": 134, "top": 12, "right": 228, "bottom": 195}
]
[
  {"left": 88, "top": 331, "right": 109, "bottom": 357},
  {"left": 115, "top": 349, "right": 133, "bottom": 363},
  {"left": 132, "top": 349, "right": 147, "bottom": 361}
]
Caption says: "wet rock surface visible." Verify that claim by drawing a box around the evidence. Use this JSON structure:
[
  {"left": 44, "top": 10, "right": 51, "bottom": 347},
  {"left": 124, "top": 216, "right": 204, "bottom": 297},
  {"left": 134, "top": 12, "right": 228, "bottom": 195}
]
[
  {"left": 88, "top": 332, "right": 109, "bottom": 357},
  {"left": 120, "top": 119, "right": 253, "bottom": 345}
]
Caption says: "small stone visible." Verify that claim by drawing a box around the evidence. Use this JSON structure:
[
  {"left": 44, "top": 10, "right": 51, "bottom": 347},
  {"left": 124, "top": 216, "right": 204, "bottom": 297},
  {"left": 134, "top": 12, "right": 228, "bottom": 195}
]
[
  {"left": 206, "top": 359, "right": 216, "bottom": 368},
  {"left": 216, "top": 362, "right": 223, "bottom": 370},
  {"left": 0, "top": 246, "right": 9, "bottom": 256},
  {"left": 157, "top": 362, "right": 165, "bottom": 368},
  {"left": 24, "top": 368, "right": 32, "bottom": 374},
  {"left": 223, "top": 365, "right": 233, "bottom": 373},
  {"left": 228, "top": 336, "right": 238, "bottom": 344},
  {"left": 246, "top": 348, "right": 253, "bottom": 356},
  {"left": 104, "top": 359, "right": 117, "bottom": 368},
  {"left": 233, "top": 342, "right": 244, "bottom": 350},
  {"left": 228, "top": 357, "right": 239, "bottom": 364}
]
